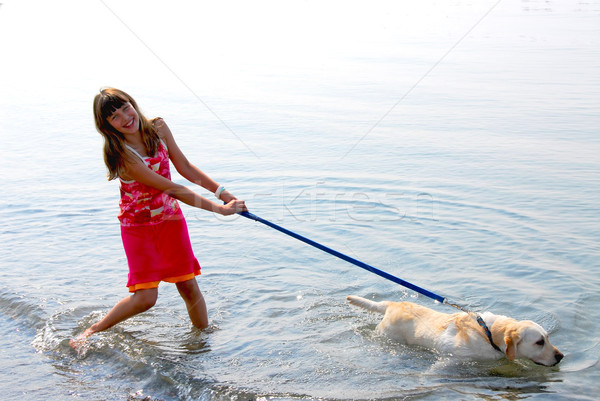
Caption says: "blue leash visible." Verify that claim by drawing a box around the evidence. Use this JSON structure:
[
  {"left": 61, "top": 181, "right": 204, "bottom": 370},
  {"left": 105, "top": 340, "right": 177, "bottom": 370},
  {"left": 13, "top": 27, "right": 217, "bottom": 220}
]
[
  {"left": 238, "top": 211, "right": 503, "bottom": 352},
  {"left": 239, "top": 211, "right": 445, "bottom": 303}
]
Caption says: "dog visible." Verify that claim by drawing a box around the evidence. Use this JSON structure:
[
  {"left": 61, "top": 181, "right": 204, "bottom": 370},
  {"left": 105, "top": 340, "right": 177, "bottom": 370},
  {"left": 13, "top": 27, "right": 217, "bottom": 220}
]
[{"left": 347, "top": 295, "right": 563, "bottom": 366}]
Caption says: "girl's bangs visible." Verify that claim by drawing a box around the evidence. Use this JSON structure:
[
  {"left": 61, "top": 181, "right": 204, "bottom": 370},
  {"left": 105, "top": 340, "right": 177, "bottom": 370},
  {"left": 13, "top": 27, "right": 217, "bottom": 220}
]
[{"left": 99, "top": 92, "right": 128, "bottom": 120}]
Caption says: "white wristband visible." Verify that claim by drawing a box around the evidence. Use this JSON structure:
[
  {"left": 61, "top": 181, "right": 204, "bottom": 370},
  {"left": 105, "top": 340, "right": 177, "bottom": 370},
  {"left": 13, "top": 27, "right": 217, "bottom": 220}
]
[{"left": 215, "top": 185, "right": 226, "bottom": 200}]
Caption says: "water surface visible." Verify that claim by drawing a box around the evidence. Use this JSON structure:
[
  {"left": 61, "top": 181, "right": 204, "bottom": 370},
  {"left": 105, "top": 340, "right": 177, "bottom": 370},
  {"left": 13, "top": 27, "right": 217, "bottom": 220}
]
[{"left": 1, "top": 0, "right": 599, "bottom": 400}]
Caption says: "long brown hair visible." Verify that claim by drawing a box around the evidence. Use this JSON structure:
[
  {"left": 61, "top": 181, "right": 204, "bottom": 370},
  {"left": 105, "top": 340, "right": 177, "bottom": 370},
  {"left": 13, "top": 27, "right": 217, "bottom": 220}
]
[{"left": 93, "top": 88, "right": 161, "bottom": 180}]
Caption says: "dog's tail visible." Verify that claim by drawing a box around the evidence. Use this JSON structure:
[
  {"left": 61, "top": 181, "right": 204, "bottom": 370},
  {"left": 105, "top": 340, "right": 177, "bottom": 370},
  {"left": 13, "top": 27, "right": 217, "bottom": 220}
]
[{"left": 347, "top": 295, "right": 389, "bottom": 314}]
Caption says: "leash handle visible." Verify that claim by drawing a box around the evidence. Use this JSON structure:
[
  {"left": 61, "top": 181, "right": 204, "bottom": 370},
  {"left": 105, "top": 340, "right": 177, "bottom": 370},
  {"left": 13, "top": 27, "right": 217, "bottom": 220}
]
[{"left": 238, "top": 211, "right": 446, "bottom": 304}]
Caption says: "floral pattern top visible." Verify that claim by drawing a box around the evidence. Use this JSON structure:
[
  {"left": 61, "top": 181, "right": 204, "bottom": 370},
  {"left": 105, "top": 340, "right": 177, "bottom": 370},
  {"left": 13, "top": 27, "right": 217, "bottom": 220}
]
[{"left": 118, "top": 141, "right": 179, "bottom": 227}]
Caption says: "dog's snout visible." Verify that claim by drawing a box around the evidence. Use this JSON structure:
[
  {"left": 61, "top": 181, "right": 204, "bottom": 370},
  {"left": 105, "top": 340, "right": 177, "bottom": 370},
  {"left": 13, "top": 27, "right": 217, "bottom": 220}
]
[{"left": 555, "top": 351, "right": 564, "bottom": 364}]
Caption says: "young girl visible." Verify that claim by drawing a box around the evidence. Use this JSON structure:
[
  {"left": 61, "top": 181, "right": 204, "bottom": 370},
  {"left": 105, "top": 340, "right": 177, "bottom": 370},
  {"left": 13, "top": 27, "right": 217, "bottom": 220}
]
[{"left": 71, "top": 88, "right": 247, "bottom": 347}]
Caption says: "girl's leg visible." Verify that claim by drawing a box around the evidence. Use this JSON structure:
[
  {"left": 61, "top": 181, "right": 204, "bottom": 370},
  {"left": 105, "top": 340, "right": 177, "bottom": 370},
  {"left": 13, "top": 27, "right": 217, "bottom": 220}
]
[
  {"left": 70, "top": 288, "right": 158, "bottom": 348},
  {"left": 176, "top": 278, "right": 208, "bottom": 329}
]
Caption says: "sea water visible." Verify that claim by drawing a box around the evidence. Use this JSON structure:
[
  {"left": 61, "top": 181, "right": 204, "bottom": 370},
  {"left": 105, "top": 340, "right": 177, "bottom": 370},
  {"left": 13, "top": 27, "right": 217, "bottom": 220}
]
[{"left": 1, "top": 0, "right": 599, "bottom": 399}]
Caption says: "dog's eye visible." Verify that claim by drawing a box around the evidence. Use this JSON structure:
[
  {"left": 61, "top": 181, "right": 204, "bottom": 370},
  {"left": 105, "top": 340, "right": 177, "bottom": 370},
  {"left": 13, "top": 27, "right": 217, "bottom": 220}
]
[{"left": 536, "top": 339, "right": 545, "bottom": 346}]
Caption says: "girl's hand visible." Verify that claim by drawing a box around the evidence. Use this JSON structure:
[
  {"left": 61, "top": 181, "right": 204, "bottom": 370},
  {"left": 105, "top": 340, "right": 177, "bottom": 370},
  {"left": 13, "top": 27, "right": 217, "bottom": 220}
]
[
  {"left": 220, "top": 199, "right": 248, "bottom": 215},
  {"left": 220, "top": 190, "right": 236, "bottom": 204}
]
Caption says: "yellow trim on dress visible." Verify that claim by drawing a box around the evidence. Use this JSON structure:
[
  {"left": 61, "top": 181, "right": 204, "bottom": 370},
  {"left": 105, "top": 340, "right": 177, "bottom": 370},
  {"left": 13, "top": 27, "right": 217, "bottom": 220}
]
[{"left": 128, "top": 271, "right": 200, "bottom": 293}]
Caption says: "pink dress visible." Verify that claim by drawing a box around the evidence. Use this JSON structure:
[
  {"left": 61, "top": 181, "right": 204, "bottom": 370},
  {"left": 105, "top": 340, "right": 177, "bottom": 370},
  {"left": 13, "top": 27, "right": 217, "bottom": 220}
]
[{"left": 119, "top": 140, "right": 201, "bottom": 292}]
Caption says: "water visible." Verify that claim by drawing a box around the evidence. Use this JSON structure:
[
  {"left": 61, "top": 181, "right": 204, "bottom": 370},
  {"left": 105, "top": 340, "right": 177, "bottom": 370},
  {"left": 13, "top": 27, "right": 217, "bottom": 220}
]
[{"left": 1, "top": 0, "right": 599, "bottom": 399}]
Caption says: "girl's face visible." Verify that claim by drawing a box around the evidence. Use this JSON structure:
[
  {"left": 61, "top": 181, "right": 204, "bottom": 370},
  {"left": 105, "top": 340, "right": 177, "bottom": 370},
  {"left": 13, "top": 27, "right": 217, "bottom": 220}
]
[{"left": 107, "top": 102, "right": 140, "bottom": 136}]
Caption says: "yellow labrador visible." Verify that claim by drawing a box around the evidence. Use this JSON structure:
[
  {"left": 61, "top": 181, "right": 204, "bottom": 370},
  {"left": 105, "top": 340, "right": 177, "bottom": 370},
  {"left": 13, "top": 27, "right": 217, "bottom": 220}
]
[{"left": 347, "top": 295, "right": 563, "bottom": 366}]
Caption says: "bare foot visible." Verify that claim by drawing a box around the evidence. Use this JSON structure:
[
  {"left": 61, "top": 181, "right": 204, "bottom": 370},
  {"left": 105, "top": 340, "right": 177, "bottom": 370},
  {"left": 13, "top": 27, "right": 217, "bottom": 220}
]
[{"left": 69, "top": 328, "right": 95, "bottom": 351}]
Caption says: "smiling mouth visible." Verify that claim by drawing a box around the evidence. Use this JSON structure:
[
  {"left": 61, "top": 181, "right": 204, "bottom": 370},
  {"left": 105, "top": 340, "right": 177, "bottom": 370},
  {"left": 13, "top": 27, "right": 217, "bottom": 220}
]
[{"left": 124, "top": 119, "right": 135, "bottom": 129}]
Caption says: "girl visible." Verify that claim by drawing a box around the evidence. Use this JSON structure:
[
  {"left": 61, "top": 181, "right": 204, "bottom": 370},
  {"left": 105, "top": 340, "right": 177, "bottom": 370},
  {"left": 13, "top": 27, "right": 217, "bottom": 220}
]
[{"left": 71, "top": 88, "right": 247, "bottom": 347}]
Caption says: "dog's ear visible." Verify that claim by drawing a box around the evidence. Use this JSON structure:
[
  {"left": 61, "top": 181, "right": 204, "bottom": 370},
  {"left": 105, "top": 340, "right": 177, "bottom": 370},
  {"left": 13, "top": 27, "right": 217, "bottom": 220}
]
[{"left": 504, "top": 329, "right": 520, "bottom": 361}]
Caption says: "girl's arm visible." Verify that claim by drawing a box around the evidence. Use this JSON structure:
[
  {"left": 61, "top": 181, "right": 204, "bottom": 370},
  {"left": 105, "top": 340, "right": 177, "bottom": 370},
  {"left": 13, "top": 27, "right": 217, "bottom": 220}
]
[
  {"left": 121, "top": 156, "right": 246, "bottom": 215},
  {"left": 156, "top": 119, "right": 237, "bottom": 203}
]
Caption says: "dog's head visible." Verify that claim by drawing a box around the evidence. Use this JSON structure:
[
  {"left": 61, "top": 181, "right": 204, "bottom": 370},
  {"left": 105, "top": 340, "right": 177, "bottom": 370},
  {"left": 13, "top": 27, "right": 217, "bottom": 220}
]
[{"left": 504, "top": 320, "right": 563, "bottom": 366}]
